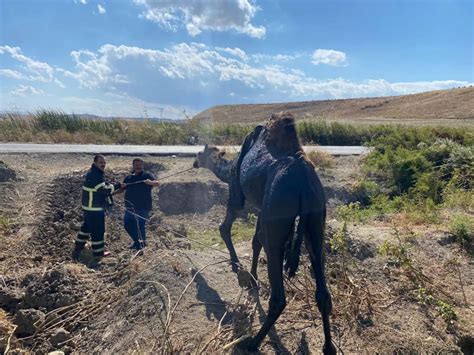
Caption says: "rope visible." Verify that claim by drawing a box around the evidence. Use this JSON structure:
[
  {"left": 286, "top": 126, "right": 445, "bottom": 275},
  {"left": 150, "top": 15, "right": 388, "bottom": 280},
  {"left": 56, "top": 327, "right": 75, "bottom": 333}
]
[
  {"left": 114, "top": 166, "right": 196, "bottom": 250},
  {"left": 114, "top": 200, "right": 230, "bottom": 256},
  {"left": 154, "top": 167, "right": 195, "bottom": 181},
  {"left": 120, "top": 167, "right": 195, "bottom": 187}
]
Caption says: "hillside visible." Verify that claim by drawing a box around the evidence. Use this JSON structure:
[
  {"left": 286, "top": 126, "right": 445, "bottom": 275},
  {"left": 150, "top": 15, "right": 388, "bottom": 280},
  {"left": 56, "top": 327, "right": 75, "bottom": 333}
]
[{"left": 194, "top": 86, "right": 474, "bottom": 125}]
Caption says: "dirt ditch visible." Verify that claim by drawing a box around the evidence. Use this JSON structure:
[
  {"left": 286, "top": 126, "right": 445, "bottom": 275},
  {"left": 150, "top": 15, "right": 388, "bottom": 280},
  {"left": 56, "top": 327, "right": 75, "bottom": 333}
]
[
  {"left": 158, "top": 181, "right": 228, "bottom": 215},
  {"left": 0, "top": 154, "right": 472, "bottom": 354}
]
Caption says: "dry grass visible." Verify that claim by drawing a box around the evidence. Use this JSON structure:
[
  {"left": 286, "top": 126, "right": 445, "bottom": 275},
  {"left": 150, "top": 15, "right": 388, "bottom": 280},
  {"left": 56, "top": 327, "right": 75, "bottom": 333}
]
[
  {"left": 0, "top": 309, "right": 17, "bottom": 354},
  {"left": 306, "top": 150, "right": 335, "bottom": 169}
]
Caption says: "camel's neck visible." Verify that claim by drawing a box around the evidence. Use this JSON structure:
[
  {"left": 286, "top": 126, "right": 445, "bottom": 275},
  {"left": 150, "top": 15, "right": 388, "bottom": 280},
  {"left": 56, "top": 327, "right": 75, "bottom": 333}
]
[{"left": 207, "top": 157, "right": 233, "bottom": 184}]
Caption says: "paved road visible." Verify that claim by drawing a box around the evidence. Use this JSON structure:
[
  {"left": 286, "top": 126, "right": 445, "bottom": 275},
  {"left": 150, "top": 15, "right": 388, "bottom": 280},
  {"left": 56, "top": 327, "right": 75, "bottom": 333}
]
[{"left": 0, "top": 143, "right": 370, "bottom": 156}]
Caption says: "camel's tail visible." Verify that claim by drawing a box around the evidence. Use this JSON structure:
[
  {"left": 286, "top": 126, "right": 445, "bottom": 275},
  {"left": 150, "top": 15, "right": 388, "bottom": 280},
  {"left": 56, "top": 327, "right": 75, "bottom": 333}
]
[{"left": 284, "top": 213, "right": 306, "bottom": 278}]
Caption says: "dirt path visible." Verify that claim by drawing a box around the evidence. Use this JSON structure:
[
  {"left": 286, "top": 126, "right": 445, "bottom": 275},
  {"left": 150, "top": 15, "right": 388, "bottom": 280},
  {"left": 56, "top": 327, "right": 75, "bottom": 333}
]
[{"left": 0, "top": 154, "right": 472, "bottom": 354}]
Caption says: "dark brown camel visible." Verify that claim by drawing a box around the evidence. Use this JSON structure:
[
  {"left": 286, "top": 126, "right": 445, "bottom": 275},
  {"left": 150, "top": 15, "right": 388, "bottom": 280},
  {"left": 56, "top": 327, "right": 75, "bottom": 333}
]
[{"left": 193, "top": 112, "right": 335, "bottom": 354}]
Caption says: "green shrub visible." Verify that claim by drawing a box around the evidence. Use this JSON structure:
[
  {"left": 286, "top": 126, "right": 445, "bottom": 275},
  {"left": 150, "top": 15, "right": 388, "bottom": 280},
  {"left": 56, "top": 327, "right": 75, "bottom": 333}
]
[
  {"left": 443, "top": 188, "right": 474, "bottom": 211},
  {"left": 350, "top": 179, "right": 382, "bottom": 206},
  {"left": 378, "top": 239, "right": 412, "bottom": 267},
  {"left": 436, "top": 300, "right": 457, "bottom": 323},
  {"left": 0, "top": 216, "right": 12, "bottom": 234},
  {"left": 449, "top": 214, "right": 473, "bottom": 247},
  {"left": 361, "top": 138, "right": 473, "bottom": 218}
]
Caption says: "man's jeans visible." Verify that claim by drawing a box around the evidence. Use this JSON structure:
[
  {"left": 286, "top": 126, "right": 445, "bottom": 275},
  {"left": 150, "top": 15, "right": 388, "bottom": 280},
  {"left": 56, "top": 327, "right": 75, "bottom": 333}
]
[{"left": 124, "top": 209, "right": 149, "bottom": 249}]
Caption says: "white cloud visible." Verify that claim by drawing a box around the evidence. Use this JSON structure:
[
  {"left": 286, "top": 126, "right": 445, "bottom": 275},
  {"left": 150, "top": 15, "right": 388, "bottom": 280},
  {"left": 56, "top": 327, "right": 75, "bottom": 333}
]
[
  {"left": 274, "top": 54, "right": 296, "bottom": 62},
  {"left": 0, "top": 46, "right": 64, "bottom": 87},
  {"left": 11, "top": 84, "right": 44, "bottom": 97},
  {"left": 97, "top": 4, "right": 106, "bottom": 14},
  {"left": 134, "top": 0, "right": 266, "bottom": 38},
  {"left": 312, "top": 49, "right": 347, "bottom": 67},
  {"left": 2, "top": 42, "right": 470, "bottom": 118},
  {"left": 0, "top": 69, "right": 28, "bottom": 80},
  {"left": 59, "top": 42, "right": 471, "bottom": 105},
  {"left": 216, "top": 47, "right": 248, "bottom": 61},
  {"left": 252, "top": 53, "right": 300, "bottom": 63}
]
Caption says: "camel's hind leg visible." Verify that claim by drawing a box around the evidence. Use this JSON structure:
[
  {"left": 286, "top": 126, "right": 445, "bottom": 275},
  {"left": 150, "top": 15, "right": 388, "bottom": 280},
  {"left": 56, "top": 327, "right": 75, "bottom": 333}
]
[
  {"left": 250, "top": 215, "right": 262, "bottom": 282},
  {"left": 219, "top": 207, "right": 240, "bottom": 272},
  {"left": 305, "top": 212, "right": 336, "bottom": 355}
]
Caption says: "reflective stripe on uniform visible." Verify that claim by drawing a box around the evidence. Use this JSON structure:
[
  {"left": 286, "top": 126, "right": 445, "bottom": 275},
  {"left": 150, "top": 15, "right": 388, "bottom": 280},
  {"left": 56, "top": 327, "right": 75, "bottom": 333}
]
[
  {"left": 83, "top": 182, "right": 113, "bottom": 209},
  {"left": 94, "top": 182, "right": 106, "bottom": 190},
  {"left": 92, "top": 247, "right": 105, "bottom": 253},
  {"left": 75, "top": 237, "right": 87, "bottom": 243},
  {"left": 78, "top": 231, "right": 91, "bottom": 236},
  {"left": 103, "top": 184, "right": 115, "bottom": 193},
  {"left": 82, "top": 205, "right": 104, "bottom": 211},
  {"left": 91, "top": 240, "right": 104, "bottom": 246},
  {"left": 82, "top": 182, "right": 107, "bottom": 192}
]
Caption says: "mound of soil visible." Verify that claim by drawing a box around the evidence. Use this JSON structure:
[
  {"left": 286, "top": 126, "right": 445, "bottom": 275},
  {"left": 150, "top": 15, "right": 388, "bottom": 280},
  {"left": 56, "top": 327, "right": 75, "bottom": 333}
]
[
  {"left": 19, "top": 265, "right": 85, "bottom": 312},
  {"left": 157, "top": 181, "right": 228, "bottom": 215},
  {"left": 0, "top": 161, "right": 15, "bottom": 182},
  {"left": 143, "top": 161, "right": 165, "bottom": 175},
  {"left": 28, "top": 172, "right": 84, "bottom": 262}
]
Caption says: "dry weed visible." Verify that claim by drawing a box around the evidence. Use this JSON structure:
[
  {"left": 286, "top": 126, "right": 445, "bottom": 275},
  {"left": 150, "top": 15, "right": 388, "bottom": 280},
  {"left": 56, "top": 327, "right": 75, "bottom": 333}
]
[{"left": 307, "top": 150, "right": 335, "bottom": 169}]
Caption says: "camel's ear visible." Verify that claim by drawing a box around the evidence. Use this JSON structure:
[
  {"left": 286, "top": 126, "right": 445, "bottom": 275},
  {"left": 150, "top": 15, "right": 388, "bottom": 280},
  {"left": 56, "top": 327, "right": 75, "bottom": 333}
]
[{"left": 219, "top": 151, "right": 226, "bottom": 157}]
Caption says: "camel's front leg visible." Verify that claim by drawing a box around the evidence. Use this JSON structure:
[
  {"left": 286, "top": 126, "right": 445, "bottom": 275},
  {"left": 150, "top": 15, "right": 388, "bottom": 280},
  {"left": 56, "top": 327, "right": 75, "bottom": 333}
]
[
  {"left": 219, "top": 207, "right": 240, "bottom": 273},
  {"left": 238, "top": 244, "right": 286, "bottom": 352}
]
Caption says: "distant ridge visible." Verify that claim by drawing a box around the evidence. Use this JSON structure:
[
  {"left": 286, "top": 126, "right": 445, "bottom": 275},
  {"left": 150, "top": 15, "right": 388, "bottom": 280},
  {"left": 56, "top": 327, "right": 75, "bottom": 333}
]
[{"left": 193, "top": 87, "right": 474, "bottom": 125}]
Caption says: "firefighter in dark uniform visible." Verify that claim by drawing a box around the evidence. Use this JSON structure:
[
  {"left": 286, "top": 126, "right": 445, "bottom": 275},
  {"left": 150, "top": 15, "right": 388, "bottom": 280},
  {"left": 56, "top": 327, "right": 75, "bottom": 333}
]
[{"left": 72, "top": 154, "right": 124, "bottom": 261}]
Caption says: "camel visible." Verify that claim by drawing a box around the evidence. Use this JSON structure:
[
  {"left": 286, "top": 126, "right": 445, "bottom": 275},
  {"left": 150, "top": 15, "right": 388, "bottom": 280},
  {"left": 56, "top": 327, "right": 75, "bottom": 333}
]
[{"left": 193, "top": 112, "right": 335, "bottom": 354}]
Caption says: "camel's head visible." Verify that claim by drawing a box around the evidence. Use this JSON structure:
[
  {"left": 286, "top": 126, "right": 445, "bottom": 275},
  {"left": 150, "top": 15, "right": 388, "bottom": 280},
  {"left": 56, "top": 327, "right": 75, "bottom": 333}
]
[
  {"left": 265, "top": 111, "right": 302, "bottom": 154},
  {"left": 193, "top": 144, "right": 225, "bottom": 169}
]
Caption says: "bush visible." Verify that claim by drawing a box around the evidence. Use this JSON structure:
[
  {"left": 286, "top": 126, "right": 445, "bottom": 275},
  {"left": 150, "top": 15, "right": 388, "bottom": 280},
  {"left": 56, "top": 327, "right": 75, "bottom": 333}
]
[
  {"left": 449, "top": 214, "right": 473, "bottom": 247},
  {"left": 363, "top": 139, "right": 473, "bottom": 200}
]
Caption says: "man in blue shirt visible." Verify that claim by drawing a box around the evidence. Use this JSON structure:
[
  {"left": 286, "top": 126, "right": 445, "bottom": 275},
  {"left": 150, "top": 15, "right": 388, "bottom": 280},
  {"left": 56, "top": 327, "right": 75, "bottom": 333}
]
[{"left": 118, "top": 158, "right": 159, "bottom": 250}]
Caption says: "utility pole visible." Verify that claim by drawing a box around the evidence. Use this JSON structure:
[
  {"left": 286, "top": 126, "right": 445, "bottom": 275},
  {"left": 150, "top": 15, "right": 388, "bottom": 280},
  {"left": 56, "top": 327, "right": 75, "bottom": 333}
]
[{"left": 182, "top": 109, "right": 190, "bottom": 120}]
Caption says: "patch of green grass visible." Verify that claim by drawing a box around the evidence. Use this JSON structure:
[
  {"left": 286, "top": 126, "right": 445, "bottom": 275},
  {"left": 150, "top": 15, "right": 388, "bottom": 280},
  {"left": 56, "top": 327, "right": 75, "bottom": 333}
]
[
  {"left": 416, "top": 287, "right": 457, "bottom": 323},
  {"left": 436, "top": 300, "right": 457, "bottom": 323},
  {"left": 0, "top": 216, "right": 12, "bottom": 235},
  {"left": 448, "top": 213, "right": 473, "bottom": 248},
  {"left": 378, "top": 239, "right": 413, "bottom": 267},
  {"left": 187, "top": 220, "right": 256, "bottom": 250},
  {"left": 443, "top": 188, "right": 474, "bottom": 211},
  {"left": 416, "top": 287, "right": 435, "bottom": 305}
]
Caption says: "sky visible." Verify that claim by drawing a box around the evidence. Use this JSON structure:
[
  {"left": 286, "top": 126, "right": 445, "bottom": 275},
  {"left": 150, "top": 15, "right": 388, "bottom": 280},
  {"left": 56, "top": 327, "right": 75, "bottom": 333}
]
[{"left": 0, "top": 0, "right": 472, "bottom": 119}]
